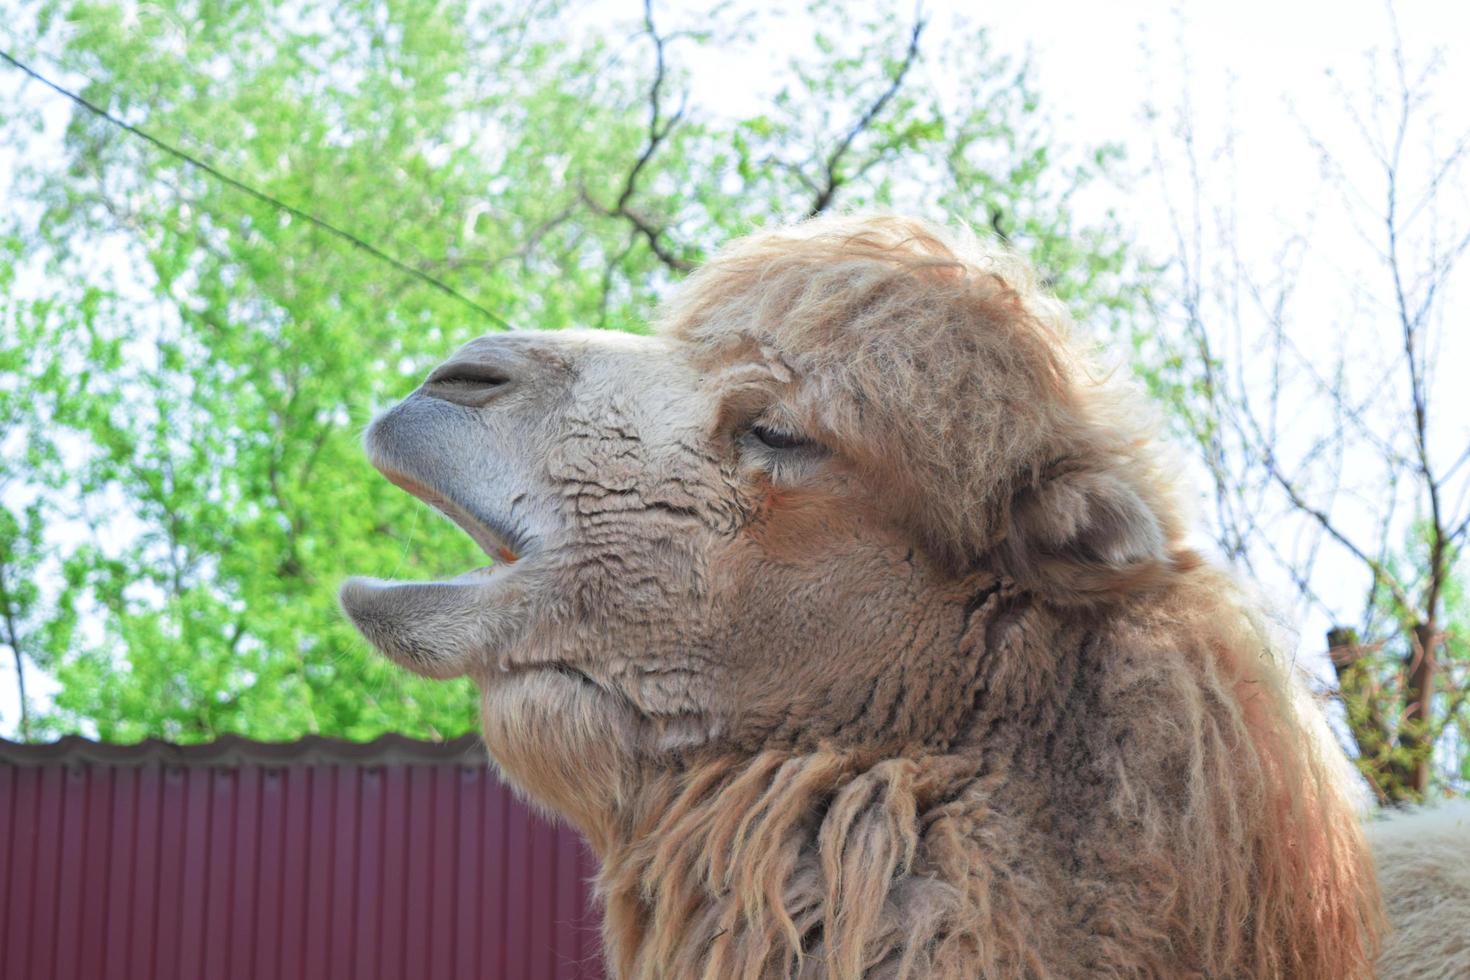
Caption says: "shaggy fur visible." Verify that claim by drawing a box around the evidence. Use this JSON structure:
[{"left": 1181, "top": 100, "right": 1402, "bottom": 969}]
[
  {"left": 598, "top": 573, "right": 1380, "bottom": 978},
  {"left": 1370, "top": 801, "right": 1470, "bottom": 978},
  {"left": 343, "top": 215, "right": 1403, "bottom": 977}
]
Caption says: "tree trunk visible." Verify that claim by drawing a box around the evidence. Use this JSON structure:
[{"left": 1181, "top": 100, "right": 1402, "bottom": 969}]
[
  {"left": 1404, "top": 621, "right": 1437, "bottom": 796},
  {"left": 0, "top": 562, "right": 30, "bottom": 741},
  {"left": 1330, "top": 627, "right": 1392, "bottom": 803}
]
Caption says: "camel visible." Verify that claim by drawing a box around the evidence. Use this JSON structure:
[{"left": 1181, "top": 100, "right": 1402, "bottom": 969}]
[{"left": 342, "top": 214, "right": 1468, "bottom": 978}]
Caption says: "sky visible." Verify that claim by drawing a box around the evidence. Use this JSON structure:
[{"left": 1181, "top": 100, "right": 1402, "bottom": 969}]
[
  {"left": 2, "top": 0, "right": 1468, "bottom": 734},
  {"left": 969, "top": 5, "right": 1470, "bottom": 719},
  {"left": 966, "top": 0, "right": 1470, "bottom": 632}
]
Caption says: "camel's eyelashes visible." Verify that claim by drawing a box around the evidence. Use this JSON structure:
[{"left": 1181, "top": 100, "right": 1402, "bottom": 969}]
[
  {"left": 750, "top": 424, "right": 809, "bottom": 450},
  {"left": 740, "top": 424, "right": 825, "bottom": 482}
]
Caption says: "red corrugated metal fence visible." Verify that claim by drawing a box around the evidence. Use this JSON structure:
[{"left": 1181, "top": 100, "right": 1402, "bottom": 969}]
[{"left": 0, "top": 735, "right": 604, "bottom": 980}]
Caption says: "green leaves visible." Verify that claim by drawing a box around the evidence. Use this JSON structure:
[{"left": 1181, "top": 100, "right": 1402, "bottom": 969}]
[{"left": 1, "top": 0, "right": 1148, "bottom": 742}]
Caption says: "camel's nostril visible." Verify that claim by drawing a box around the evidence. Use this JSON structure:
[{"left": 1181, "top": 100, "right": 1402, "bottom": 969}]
[
  {"left": 428, "top": 363, "right": 508, "bottom": 388},
  {"left": 423, "top": 360, "right": 511, "bottom": 404}
]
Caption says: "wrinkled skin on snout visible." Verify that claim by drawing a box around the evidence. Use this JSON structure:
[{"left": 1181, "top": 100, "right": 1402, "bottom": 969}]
[{"left": 342, "top": 329, "right": 979, "bottom": 830}]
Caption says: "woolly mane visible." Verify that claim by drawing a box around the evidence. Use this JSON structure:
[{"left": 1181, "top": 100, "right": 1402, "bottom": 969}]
[
  {"left": 576, "top": 217, "right": 1385, "bottom": 977},
  {"left": 594, "top": 575, "right": 1379, "bottom": 977}
]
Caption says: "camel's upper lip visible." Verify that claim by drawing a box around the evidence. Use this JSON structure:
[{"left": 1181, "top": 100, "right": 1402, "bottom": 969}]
[{"left": 377, "top": 466, "right": 529, "bottom": 567}]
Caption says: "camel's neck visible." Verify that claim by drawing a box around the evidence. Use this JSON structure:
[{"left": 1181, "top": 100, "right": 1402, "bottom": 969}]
[
  {"left": 595, "top": 747, "right": 988, "bottom": 978},
  {"left": 586, "top": 583, "right": 1383, "bottom": 979},
  {"left": 590, "top": 601, "right": 1087, "bottom": 978}
]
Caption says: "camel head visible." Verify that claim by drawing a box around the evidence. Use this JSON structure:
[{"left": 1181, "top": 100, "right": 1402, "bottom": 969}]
[
  {"left": 341, "top": 215, "right": 1184, "bottom": 835},
  {"left": 340, "top": 217, "right": 1389, "bottom": 979}
]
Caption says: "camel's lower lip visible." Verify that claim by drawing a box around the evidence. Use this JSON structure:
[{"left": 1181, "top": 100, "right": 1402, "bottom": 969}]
[{"left": 338, "top": 568, "right": 534, "bottom": 679}]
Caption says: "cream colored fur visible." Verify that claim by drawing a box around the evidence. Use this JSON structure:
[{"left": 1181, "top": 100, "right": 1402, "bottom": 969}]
[{"left": 1370, "top": 801, "right": 1470, "bottom": 979}]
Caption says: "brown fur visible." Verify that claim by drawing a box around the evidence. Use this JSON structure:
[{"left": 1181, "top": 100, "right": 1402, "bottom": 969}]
[
  {"left": 596, "top": 570, "right": 1380, "bottom": 978},
  {"left": 344, "top": 215, "right": 1382, "bottom": 977}
]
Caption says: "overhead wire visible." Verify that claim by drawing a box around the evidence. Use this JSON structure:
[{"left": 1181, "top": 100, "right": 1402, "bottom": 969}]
[{"left": 0, "top": 48, "right": 515, "bottom": 331}]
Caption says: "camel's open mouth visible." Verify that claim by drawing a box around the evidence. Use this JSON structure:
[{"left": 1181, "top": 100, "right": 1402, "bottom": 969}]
[
  {"left": 340, "top": 451, "right": 541, "bottom": 677},
  {"left": 378, "top": 466, "right": 529, "bottom": 577}
]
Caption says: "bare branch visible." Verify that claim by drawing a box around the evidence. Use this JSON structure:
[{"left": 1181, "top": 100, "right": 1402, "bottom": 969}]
[
  {"left": 1429, "top": 668, "right": 1470, "bottom": 747},
  {"left": 583, "top": 0, "right": 693, "bottom": 273},
  {"left": 1257, "top": 444, "right": 1418, "bottom": 616},
  {"left": 597, "top": 228, "right": 640, "bottom": 328},
  {"left": 1449, "top": 509, "right": 1470, "bottom": 548},
  {"left": 1151, "top": 3, "right": 1468, "bottom": 795},
  {"left": 809, "top": 16, "right": 926, "bottom": 214}
]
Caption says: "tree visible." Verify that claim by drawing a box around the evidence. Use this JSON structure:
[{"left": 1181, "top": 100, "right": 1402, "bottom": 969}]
[
  {"left": 1150, "top": 8, "right": 1470, "bottom": 802},
  {"left": 0, "top": 0, "right": 1146, "bottom": 741}
]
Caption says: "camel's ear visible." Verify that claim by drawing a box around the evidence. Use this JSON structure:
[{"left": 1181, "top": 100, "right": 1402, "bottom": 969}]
[{"left": 998, "top": 460, "right": 1168, "bottom": 597}]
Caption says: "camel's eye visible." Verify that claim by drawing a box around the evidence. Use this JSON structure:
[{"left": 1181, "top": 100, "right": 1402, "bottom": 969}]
[
  {"left": 750, "top": 425, "right": 809, "bottom": 450},
  {"left": 739, "top": 423, "right": 826, "bottom": 481}
]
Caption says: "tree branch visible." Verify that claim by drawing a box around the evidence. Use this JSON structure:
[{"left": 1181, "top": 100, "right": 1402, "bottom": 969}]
[
  {"left": 809, "top": 16, "right": 926, "bottom": 214},
  {"left": 1258, "top": 445, "right": 1417, "bottom": 616},
  {"left": 0, "top": 561, "right": 32, "bottom": 741},
  {"left": 1428, "top": 666, "right": 1470, "bottom": 747},
  {"left": 583, "top": 0, "right": 693, "bottom": 273}
]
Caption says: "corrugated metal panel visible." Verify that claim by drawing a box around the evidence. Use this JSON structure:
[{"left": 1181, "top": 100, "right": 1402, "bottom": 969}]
[{"left": 0, "top": 736, "right": 604, "bottom": 980}]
